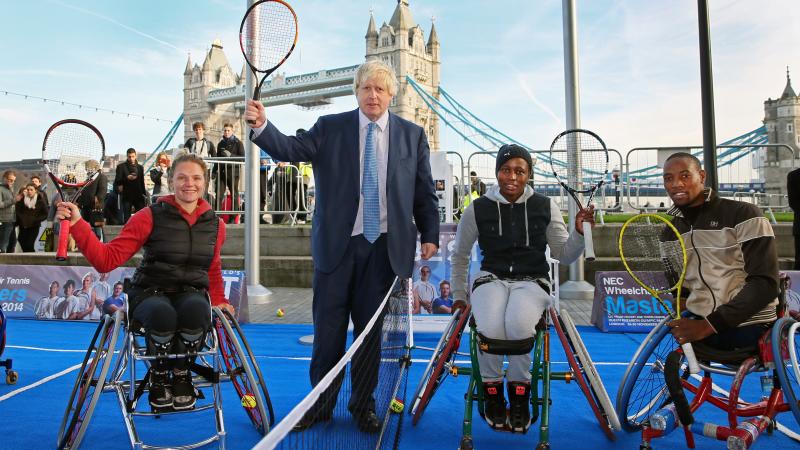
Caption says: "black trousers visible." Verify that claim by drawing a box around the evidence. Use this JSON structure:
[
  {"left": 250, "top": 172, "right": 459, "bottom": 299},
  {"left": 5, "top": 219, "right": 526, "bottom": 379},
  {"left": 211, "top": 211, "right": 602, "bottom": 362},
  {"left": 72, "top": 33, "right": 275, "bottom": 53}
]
[
  {"left": 130, "top": 290, "right": 211, "bottom": 369},
  {"left": 17, "top": 225, "right": 40, "bottom": 252},
  {"left": 794, "top": 234, "right": 800, "bottom": 270},
  {"left": 310, "top": 234, "right": 395, "bottom": 415}
]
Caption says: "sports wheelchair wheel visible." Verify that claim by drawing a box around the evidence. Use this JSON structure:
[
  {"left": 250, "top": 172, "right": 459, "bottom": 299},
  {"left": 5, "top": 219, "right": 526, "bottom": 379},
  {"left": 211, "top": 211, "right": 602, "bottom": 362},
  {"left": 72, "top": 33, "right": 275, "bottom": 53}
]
[
  {"left": 410, "top": 304, "right": 471, "bottom": 425},
  {"left": 213, "top": 308, "right": 271, "bottom": 435},
  {"left": 773, "top": 317, "right": 800, "bottom": 427},
  {"left": 551, "top": 308, "right": 619, "bottom": 439},
  {"left": 57, "top": 311, "right": 122, "bottom": 450},
  {"left": 615, "top": 316, "right": 689, "bottom": 432}
]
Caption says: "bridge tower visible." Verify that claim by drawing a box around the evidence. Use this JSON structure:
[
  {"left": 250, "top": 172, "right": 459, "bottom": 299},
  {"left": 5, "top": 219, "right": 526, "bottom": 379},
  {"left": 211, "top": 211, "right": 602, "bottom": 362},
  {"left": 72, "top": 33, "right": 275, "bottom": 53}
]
[
  {"left": 763, "top": 68, "right": 800, "bottom": 195},
  {"left": 183, "top": 39, "right": 242, "bottom": 144},
  {"left": 366, "top": 0, "right": 441, "bottom": 150}
]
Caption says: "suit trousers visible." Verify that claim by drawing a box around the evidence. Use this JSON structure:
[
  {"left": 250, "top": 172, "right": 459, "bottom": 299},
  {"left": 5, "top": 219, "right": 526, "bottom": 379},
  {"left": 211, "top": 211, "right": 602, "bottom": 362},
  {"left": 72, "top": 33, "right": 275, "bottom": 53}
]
[{"left": 309, "top": 233, "right": 396, "bottom": 415}]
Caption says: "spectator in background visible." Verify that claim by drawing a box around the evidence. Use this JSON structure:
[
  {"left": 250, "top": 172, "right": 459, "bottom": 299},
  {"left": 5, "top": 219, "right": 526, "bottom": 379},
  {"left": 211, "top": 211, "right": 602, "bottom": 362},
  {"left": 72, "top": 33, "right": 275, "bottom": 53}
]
[
  {"left": 15, "top": 182, "right": 48, "bottom": 252},
  {"left": 259, "top": 150, "right": 272, "bottom": 224},
  {"left": 114, "top": 148, "right": 146, "bottom": 224},
  {"left": 788, "top": 167, "right": 800, "bottom": 269},
  {"left": 412, "top": 265, "right": 436, "bottom": 314},
  {"left": 294, "top": 128, "right": 312, "bottom": 224},
  {"left": 0, "top": 170, "right": 17, "bottom": 252},
  {"left": 470, "top": 171, "right": 487, "bottom": 196},
  {"left": 77, "top": 160, "right": 108, "bottom": 241},
  {"left": 432, "top": 280, "right": 454, "bottom": 314},
  {"left": 149, "top": 152, "right": 172, "bottom": 201},
  {"left": 31, "top": 175, "right": 48, "bottom": 207},
  {"left": 103, "top": 281, "right": 127, "bottom": 317},
  {"left": 215, "top": 123, "right": 244, "bottom": 217},
  {"left": 269, "top": 161, "right": 297, "bottom": 224},
  {"left": 184, "top": 122, "right": 215, "bottom": 159}
]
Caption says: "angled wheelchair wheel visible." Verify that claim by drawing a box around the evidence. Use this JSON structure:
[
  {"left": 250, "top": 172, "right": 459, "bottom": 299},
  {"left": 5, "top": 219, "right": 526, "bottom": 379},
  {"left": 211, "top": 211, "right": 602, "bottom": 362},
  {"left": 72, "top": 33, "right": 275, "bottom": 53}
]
[
  {"left": 213, "top": 308, "right": 271, "bottom": 435},
  {"left": 615, "top": 316, "right": 690, "bottom": 432},
  {"left": 773, "top": 317, "right": 800, "bottom": 427},
  {"left": 551, "top": 308, "right": 619, "bottom": 439},
  {"left": 410, "top": 304, "right": 471, "bottom": 426},
  {"left": 57, "top": 311, "right": 122, "bottom": 450}
]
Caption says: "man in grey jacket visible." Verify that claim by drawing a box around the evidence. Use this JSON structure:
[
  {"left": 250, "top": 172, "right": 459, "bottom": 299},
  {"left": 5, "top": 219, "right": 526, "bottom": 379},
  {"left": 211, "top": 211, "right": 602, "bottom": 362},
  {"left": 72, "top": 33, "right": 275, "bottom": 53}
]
[{"left": 0, "top": 170, "right": 18, "bottom": 252}]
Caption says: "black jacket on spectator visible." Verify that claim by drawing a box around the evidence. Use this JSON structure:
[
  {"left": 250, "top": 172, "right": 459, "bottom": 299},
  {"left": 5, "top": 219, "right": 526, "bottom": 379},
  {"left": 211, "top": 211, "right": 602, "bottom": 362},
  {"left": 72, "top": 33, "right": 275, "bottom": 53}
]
[
  {"left": 15, "top": 194, "right": 48, "bottom": 228},
  {"left": 77, "top": 172, "right": 108, "bottom": 210},
  {"left": 114, "top": 162, "right": 146, "bottom": 201}
]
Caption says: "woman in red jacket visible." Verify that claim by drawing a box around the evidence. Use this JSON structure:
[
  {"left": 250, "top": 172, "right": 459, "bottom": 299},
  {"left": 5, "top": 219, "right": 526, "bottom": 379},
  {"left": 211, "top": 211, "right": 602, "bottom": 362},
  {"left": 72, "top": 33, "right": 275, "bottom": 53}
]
[{"left": 56, "top": 153, "right": 234, "bottom": 411}]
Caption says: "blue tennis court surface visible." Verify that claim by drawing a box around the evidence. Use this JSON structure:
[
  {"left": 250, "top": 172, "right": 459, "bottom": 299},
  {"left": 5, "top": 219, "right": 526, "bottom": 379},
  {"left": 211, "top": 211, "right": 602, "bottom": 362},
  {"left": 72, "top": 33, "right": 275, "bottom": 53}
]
[{"left": 1, "top": 318, "right": 798, "bottom": 449}]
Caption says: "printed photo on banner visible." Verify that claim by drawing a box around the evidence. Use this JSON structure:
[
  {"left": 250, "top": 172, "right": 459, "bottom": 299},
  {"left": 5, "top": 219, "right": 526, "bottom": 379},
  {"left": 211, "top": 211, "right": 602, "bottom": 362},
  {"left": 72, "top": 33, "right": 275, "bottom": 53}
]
[
  {"left": 412, "top": 223, "right": 481, "bottom": 315},
  {"left": 783, "top": 271, "right": 800, "bottom": 319},
  {"left": 0, "top": 265, "right": 248, "bottom": 322}
]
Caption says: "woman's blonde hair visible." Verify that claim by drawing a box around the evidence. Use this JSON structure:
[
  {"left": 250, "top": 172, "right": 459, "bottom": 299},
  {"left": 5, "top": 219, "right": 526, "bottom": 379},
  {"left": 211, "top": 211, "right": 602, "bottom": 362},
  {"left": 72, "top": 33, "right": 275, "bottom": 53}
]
[
  {"left": 353, "top": 60, "right": 397, "bottom": 96},
  {"left": 171, "top": 153, "right": 209, "bottom": 187}
]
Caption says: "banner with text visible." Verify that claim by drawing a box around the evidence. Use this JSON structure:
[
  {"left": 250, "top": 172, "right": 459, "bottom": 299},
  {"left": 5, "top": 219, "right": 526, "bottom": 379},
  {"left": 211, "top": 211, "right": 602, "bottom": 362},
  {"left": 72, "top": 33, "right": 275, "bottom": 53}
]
[
  {"left": 0, "top": 265, "right": 247, "bottom": 322},
  {"left": 590, "top": 271, "right": 675, "bottom": 333}
]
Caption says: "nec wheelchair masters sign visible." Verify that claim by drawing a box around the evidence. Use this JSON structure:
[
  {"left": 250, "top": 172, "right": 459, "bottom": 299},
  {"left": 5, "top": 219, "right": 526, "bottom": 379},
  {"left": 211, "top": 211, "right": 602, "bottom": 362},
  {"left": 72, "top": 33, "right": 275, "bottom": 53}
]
[{"left": 590, "top": 271, "right": 675, "bottom": 332}]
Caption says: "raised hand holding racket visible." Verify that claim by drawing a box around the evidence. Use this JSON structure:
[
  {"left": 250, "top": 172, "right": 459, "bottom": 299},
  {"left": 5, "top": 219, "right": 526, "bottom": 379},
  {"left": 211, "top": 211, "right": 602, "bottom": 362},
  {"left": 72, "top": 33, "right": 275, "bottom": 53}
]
[
  {"left": 548, "top": 129, "right": 609, "bottom": 261},
  {"left": 42, "top": 119, "right": 105, "bottom": 261},
  {"left": 618, "top": 213, "right": 700, "bottom": 374},
  {"left": 240, "top": 0, "right": 298, "bottom": 126}
]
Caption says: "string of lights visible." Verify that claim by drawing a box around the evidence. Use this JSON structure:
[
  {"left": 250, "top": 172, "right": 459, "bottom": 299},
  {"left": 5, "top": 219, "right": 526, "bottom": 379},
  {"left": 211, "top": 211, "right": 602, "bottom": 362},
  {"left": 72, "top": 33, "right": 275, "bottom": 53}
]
[{"left": 0, "top": 89, "right": 175, "bottom": 123}]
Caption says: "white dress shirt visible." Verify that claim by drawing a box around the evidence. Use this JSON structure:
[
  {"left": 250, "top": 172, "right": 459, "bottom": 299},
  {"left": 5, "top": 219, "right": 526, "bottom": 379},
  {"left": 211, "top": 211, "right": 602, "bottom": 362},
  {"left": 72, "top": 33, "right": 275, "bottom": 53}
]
[{"left": 252, "top": 109, "right": 391, "bottom": 237}]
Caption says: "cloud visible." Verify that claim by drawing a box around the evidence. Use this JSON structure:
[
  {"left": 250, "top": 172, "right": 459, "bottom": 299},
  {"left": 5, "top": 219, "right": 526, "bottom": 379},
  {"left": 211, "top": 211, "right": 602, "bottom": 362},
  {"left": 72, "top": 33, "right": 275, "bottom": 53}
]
[
  {"left": 0, "top": 108, "right": 35, "bottom": 125},
  {"left": 0, "top": 69, "right": 85, "bottom": 78}
]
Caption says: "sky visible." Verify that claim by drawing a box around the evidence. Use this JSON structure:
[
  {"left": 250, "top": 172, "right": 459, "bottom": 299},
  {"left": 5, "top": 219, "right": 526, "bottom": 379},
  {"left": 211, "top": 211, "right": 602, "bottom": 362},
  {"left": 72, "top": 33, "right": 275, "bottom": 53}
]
[{"left": 1, "top": 0, "right": 798, "bottom": 162}]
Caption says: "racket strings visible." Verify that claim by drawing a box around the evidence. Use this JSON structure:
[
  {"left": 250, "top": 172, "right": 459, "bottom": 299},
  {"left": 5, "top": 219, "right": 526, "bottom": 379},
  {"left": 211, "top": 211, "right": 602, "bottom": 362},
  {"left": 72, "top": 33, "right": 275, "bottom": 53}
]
[
  {"left": 549, "top": 131, "right": 608, "bottom": 190},
  {"left": 242, "top": 2, "right": 297, "bottom": 70},
  {"left": 43, "top": 124, "right": 104, "bottom": 182},
  {"left": 620, "top": 220, "right": 684, "bottom": 294}
]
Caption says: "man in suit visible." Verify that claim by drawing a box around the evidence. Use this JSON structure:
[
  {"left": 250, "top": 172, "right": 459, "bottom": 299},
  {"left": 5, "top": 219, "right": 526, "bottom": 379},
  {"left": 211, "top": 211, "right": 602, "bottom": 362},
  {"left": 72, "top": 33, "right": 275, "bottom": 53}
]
[
  {"left": 788, "top": 167, "right": 800, "bottom": 269},
  {"left": 246, "top": 59, "right": 439, "bottom": 432}
]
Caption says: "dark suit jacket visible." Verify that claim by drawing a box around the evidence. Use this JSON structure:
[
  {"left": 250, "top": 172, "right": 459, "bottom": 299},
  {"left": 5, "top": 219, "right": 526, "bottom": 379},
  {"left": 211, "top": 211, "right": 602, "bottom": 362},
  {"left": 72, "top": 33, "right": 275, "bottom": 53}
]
[
  {"left": 788, "top": 168, "right": 800, "bottom": 235},
  {"left": 253, "top": 109, "right": 439, "bottom": 277}
]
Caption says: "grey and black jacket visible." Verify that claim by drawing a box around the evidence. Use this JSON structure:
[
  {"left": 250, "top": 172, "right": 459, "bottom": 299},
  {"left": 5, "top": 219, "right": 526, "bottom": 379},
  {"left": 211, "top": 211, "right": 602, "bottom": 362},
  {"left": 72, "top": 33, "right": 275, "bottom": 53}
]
[{"left": 667, "top": 189, "right": 779, "bottom": 332}]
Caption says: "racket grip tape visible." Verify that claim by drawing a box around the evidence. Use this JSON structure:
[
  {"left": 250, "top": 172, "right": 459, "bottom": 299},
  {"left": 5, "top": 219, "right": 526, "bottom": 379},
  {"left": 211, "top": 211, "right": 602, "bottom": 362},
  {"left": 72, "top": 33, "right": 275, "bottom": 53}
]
[
  {"left": 681, "top": 342, "right": 700, "bottom": 374},
  {"left": 582, "top": 221, "right": 595, "bottom": 261},
  {"left": 56, "top": 219, "right": 70, "bottom": 261}
]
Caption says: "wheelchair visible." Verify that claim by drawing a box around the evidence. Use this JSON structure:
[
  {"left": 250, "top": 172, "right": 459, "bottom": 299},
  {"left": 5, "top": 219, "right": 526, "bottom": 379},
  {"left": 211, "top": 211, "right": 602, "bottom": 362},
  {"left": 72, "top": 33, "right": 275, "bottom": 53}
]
[
  {"left": 409, "top": 257, "right": 620, "bottom": 449},
  {"left": 56, "top": 306, "right": 274, "bottom": 450},
  {"left": 0, "top": 308, "right": 18, "bottom": 384},
  {"left": 615, "top": 278, "right": 800, "bottom": 449}
]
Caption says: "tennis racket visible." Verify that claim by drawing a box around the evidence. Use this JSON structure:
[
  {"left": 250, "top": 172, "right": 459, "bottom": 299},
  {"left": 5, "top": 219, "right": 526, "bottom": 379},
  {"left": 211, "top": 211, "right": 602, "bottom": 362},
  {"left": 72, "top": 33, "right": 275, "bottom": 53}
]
[
  {"left": 618, "top": 213, "right": 700, "bottom": 374},
  {"left": 239, "top": 0, "right": 298, "bottom": 126},
  {"left": 41, "top": 119, "right": 105, "bottom": 261},
  {"left": 548, "top": 129, "right": 609, "bottom": 261}
]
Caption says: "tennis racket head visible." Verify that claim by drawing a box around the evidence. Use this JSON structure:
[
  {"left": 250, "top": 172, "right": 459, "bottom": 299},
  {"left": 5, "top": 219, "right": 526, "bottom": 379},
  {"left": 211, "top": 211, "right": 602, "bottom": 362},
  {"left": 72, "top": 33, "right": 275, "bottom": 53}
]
[
  {"left": 618, "top": 213, "right": 687, "bottom": 317},
  {"left": 42, "top": 119, "right": 105, "bottom": 200},
  {"left": 548, "top": 129, "right": 609, "bottom": 199},
  {"left": 239, "top": 0, "right": 298, "bottom": 75}
]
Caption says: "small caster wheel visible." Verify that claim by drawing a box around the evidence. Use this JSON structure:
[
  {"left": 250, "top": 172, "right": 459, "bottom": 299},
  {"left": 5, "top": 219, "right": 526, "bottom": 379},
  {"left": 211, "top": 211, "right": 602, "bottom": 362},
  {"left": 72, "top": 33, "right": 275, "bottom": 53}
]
[
  {"left": 536, "top": 443, "right": 550, "bottom": 450},
  {"left": 640, "top": 445, "right": 652, "bottom": 450},
  {"left": 459, "top": 436, "right": 473, "bottom": 450},
  {"left": 5, "top": 370, "right": 17, "bottom": 385}
]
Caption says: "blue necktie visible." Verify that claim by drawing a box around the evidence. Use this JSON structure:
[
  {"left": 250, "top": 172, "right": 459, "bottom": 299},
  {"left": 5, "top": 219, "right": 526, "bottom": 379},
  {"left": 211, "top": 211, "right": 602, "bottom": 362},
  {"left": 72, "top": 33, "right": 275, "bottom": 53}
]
[{"left": 362, "top": 122, "right": 380, "bottom": 243}]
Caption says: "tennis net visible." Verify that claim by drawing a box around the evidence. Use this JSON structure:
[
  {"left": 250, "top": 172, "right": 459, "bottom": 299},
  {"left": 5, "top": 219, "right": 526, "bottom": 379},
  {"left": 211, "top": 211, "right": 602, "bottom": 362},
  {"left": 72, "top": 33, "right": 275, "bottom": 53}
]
[{"left": 254, "top": 277, "right": 412, "bottom": 450}]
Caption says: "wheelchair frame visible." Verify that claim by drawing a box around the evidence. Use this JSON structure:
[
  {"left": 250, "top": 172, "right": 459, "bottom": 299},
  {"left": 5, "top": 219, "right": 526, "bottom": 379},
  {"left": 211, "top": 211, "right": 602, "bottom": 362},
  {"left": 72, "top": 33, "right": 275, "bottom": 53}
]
[
  {"left": 410, "top": 256, "right": 619, "bottom": 449},
  {"left": 57, "top": 307, "right": 273, "bottom": 450},
  {"left": 616, "top": 314, "right": 800, "bottom": 449}
]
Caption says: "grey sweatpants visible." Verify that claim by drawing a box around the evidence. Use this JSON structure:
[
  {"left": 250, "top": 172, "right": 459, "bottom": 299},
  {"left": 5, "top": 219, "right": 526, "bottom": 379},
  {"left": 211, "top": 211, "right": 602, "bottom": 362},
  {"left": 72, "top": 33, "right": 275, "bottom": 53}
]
[{"left": 471, "top": 273, "right": 551, "bottom": 383}]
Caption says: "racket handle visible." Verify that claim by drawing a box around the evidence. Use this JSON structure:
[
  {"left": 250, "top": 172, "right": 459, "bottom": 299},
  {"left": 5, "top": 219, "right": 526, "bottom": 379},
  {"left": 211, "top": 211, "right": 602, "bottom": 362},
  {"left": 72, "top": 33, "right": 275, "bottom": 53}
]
[
  {"left": 681, "top": 342, "right": 700, "bottom": 374},
  {"left": 582, "top": 221, "right": 595, "bottom": 261},
  {"left": 56, "top": 218, "right": 70, "bottom": 261}
]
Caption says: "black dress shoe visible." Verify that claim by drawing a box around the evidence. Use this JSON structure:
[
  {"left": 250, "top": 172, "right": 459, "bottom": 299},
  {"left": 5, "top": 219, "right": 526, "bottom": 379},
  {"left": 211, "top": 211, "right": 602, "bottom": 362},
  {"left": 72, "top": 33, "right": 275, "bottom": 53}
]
[
  {"left": 292, "top": 410, "right": 332, "bottom": 431},
  {"left": 353, "top": 409, "right": 381, "bottom": 433}
]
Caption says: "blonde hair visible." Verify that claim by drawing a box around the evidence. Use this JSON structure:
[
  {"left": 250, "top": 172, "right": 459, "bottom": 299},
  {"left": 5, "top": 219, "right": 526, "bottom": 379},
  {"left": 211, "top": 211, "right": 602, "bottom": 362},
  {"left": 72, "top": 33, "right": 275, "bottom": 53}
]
[
  {"left": 353, "top": 60, "right": 397, "bottom": 96},
  {"left": 84, "top": 159, "right": 100, "bottom": 171},
  {"left": 171, "top": 153, "right": 209, "bottom": 187}
]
